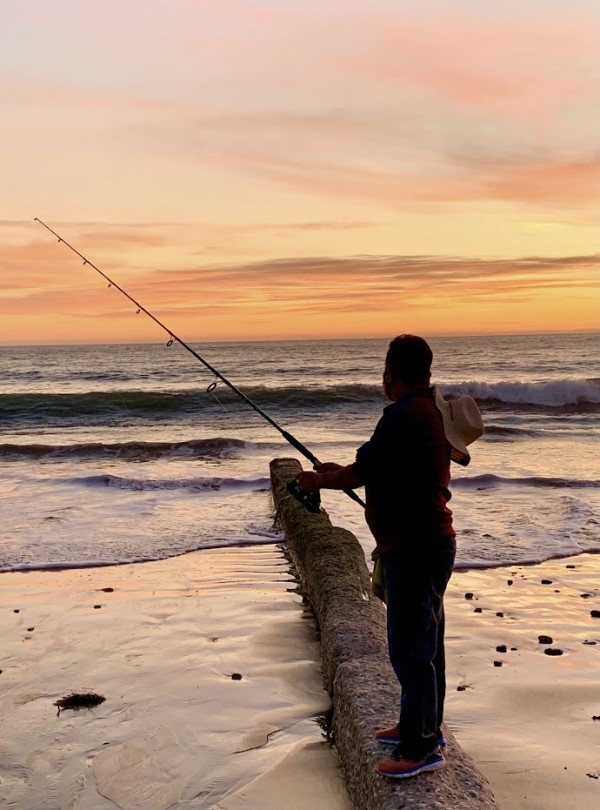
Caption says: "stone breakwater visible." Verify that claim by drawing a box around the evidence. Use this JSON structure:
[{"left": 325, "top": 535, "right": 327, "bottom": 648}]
[{"left": 270, "top": 458, "right": 499, "bottom": 810}]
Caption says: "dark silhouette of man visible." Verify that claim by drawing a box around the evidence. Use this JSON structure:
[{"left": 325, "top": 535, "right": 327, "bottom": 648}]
[{"left": 298, "top": 334, "right": 458, "bottom": 779}]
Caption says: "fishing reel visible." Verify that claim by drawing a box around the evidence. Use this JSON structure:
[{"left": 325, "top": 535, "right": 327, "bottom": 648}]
[{"left": 287, "top": 479, "right": 321, "bottom": 513}]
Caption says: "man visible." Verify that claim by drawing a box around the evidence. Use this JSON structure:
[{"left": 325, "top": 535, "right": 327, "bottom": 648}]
[{"left": 297, "top": 334, "right": 481, "bottom": 779}]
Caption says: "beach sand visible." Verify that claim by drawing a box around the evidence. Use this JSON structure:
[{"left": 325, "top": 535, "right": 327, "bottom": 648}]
[
  {"left": 445, "top": 553, "right": 600, "bottom": 810},
  {"left": 0, "top": 545, "right": 351, "bottom": 810},
  {"left": 1, "top": 547, "right": 598, "bottom": 810}
]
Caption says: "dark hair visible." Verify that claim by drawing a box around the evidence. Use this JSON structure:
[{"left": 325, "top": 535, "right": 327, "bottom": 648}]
[{"left": 386, "top": 334, "right": 433, "bottom": 385}]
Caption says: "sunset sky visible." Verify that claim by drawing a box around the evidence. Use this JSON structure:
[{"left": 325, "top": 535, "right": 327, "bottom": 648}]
[{"left": 1, "top": 0, "right": 599, "bottom": 343}]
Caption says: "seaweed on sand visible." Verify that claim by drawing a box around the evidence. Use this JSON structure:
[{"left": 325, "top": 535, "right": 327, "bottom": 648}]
[{"left": 54, "top": 692, "right": 106, "bottom": 716}]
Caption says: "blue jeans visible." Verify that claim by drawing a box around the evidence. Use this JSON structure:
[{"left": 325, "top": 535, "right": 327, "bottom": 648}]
[{"left": 380, "top": 544, "right": 455, "bottom": 760}]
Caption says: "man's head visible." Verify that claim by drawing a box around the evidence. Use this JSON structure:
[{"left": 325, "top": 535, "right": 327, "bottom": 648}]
[{"left": 384, "top": 335, "right": 433, "bottom": 398}]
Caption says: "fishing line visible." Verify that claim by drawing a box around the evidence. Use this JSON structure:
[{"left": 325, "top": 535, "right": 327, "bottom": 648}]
[
  {"left": 34, "top": 218, "right": 366, "bottom": 511},
  {"left": 206, "top": 378, "right": 230, "bottom": 413}
]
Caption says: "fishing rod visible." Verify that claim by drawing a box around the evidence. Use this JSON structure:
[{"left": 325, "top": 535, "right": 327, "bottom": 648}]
[{"left": 34, "top": 218, "right": 366, "bottom": 512}]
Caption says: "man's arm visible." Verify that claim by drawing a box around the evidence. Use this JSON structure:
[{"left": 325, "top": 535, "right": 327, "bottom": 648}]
[{"left": 297, "top": 464, "right": 362, "bottom": 493}]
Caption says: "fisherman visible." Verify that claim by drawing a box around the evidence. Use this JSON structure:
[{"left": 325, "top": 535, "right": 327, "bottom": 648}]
[{"left": 297, "top": 334, "right": 483, "bottom": 779}]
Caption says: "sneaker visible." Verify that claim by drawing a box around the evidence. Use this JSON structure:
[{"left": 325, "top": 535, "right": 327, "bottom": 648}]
[
  {"left": 376, "top": 748, "right": 445, "bottom": 779},
  {"left": 375, "top": 726, "right": 447, "bottom": 748}
]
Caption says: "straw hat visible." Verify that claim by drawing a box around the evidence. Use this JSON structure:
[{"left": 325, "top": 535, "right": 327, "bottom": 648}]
[{"left": 434, "top": 387, "right": 484, "bottom": 467}]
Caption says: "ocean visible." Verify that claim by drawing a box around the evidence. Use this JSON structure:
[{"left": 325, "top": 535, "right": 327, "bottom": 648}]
[{"left": 1, "top": 333, "right": 598, "bottom": 573}]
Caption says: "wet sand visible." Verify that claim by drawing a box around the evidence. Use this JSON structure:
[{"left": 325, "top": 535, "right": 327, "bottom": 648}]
[
  {"left": 1, "top": 548, "right": 598, "bottom": 809},
  {"left": 0, "top": 545, "right": 351, "bottom": 810},
  {"left": 445, "top": 553, "right": 600, "bottom": 810}
]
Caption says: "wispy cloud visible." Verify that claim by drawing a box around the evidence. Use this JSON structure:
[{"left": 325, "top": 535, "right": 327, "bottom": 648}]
[
  {"left": 4, "top": 249, "right": 594, "bottom": 318},
  {"left": 191, "top": 145, "right": 600, "bottom": 210}
]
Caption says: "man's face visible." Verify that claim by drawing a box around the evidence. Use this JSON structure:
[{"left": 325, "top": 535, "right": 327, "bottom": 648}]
[{"left": 383, "top": 364, "right": 394, "bottom": 400}]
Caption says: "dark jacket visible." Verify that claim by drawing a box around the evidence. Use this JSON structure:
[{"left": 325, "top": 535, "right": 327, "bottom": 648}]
[{"left": 352, "top": 388, "right": 455, "bottom": 553}]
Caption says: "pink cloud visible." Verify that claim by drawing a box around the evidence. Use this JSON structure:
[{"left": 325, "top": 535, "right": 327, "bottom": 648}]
[
  {"left": 197, "top": 145, "right": 600, "bottom": 211},
  {"left": 8, "top": 4, "right": 595, "bottom": 128},
  {"left": 486, "top": 158, "right": 600, "bottom": 205},
  {"left": 337, "top": 14, "right": 599, "bottom": 110},
  {"left": 166, "top": 4, "right": 599, "bottom": 124}
]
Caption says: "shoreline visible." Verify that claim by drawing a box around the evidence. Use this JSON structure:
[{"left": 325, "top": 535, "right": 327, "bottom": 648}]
[
  {"left": 2, "top": 543, "right": 599, "bottom": 577},
  {"left": 452, "top": 547, "right": 600, "bottom": 574}
]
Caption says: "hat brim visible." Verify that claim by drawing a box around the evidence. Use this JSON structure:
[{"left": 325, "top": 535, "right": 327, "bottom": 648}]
[{"left": 434, "top": 388, "right": 483, "bottom": 466}]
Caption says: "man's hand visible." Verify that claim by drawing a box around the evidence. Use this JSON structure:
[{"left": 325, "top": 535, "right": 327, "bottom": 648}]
[
  {"left": 314, "top": 462, "right": 342, "bottom": 474},
  {"left": 298, "top": 461, "right": 343, "bottom": 491},
  {"left": 297, "top": 471, "right": 321, "bottom": 492},
  {"left": 297, "top": 462, "right": 362, "bottom": 493}
]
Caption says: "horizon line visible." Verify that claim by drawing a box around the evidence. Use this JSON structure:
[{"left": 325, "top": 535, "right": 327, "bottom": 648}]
[{"left": 1, "top": 327, "right": 598, "bottom": 349}]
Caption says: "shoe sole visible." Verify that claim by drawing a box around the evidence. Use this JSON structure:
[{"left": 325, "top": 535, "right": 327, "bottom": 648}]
[
  {"left": 376, "top": 757, "right": 446, "bottom": 779},
  {"left": 376, "top": 736, "right": 447, "bottom": 748}
]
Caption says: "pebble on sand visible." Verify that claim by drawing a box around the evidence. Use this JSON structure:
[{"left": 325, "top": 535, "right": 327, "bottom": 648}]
[
  {"left": 538, "top": 635, "right": 553, "bottom": 644},
  {"left": 590, "top": 610, "right": 600, "bottom": 618},
  {"left": 465, "top": 592, "right": 474, "bottom": 600},
  {"left": 493, "top": 661, "right": 503, "bottom": 667},
  {"left": 544, "top": 648, "right": 564, "bottom": 656},
  {"left": 496, "top": 645, "right": 507, "bottom": 653}
]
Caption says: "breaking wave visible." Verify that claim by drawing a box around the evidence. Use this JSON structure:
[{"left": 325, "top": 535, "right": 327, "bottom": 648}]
[
  {"left": 2, "top": 378, "right": 599, "bottom": 424},
  {"left": 0, "top": 437, "right": 253, "bottom": 460},
  {"left": 70, "top": 473, "right": 271, "bottom": 492},
  {"left": 441, "top": 378, "right": 600, "bottom": 409},
  {"left": 453, "top": 473, "right": 600, "bottom": 489}
]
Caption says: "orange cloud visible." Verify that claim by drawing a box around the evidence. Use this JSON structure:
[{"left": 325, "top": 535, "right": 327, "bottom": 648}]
[{"left": 3, "top": 247, "right": 595, "bottom": 322}]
